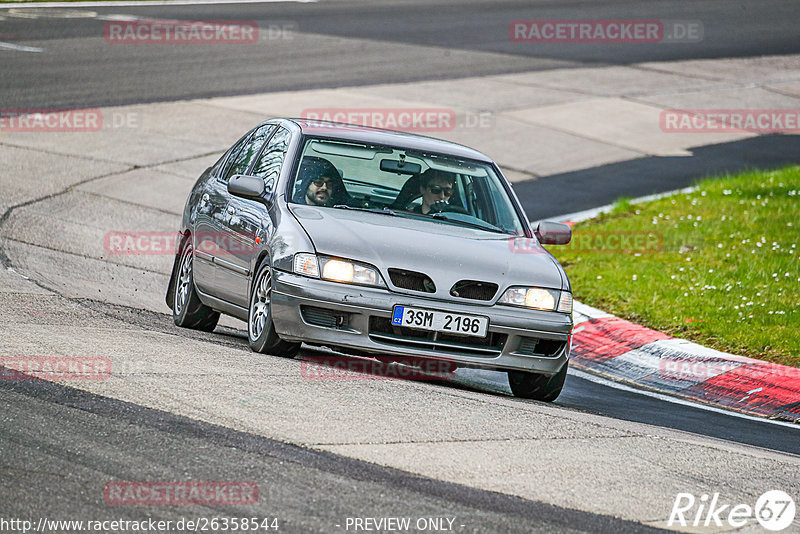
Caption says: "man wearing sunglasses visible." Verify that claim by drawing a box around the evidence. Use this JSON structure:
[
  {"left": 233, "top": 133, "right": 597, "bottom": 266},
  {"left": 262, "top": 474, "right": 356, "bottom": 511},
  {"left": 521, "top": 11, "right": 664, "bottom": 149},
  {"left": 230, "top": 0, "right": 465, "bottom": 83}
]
[
  {"left": 294, "top": 156, "right": 344, "bottom": 207},
  {"left": 413, "top": 168, "right": 456, "bottom": 215}
]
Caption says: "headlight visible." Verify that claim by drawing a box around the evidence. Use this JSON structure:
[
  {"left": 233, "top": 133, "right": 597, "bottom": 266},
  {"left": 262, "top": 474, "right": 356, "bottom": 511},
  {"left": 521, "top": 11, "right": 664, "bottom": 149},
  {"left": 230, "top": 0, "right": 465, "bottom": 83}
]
[
  {"left": 499, "top": 286, "right": 572, "bottom": 314},
  {"left": 293, "top": 254, "right": 385, "bottom": 288}
]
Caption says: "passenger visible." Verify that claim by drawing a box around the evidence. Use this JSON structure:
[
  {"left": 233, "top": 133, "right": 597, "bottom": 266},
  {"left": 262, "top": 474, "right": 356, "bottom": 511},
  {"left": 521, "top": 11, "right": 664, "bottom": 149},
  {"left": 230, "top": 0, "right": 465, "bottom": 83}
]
[
  {"left": 293, "top": 156, "right": 346, "bottom": 207},
  {"left": 413, "top": 168, "right": 456, "bottom": 214}
]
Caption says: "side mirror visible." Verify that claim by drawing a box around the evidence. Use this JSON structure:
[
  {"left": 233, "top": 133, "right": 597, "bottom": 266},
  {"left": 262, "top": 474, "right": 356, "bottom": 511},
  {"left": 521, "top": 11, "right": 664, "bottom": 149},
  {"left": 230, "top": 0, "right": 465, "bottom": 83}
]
[
  {"left": 228, "top": 174, "right": 266, "bottom": 200},
  {"left": 534, "top": 221, "right": 571, "bottom": 245}
]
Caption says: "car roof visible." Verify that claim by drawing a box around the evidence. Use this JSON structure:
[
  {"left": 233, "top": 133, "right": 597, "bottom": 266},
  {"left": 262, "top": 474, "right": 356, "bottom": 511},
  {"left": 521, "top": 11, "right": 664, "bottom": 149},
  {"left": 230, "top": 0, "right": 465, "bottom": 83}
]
[{"left": 284, "top": 118, "right": 494, "bottom": 163}]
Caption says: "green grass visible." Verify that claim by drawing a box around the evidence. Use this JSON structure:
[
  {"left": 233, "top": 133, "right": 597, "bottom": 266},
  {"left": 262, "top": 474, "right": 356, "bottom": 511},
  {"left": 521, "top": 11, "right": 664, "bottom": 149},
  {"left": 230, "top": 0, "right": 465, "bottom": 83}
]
[{"left": 553, "top": 166, "right": 800, "bottom": 366}]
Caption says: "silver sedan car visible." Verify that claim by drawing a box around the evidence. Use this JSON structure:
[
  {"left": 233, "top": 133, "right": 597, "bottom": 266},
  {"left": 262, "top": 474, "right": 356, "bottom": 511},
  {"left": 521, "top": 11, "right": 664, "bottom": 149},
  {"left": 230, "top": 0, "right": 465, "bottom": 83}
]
[{"left": 166, "top": 118, "right": 574, "bottom": 401}]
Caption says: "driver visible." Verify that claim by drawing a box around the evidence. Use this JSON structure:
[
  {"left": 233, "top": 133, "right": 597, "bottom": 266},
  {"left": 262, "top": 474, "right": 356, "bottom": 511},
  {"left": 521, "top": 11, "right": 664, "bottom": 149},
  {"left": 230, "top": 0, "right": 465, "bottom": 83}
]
[
  {"left": 413, "top": 168, "right": 456, "bottom": 214},
  {"left": 294, "top": 156, "right": 345, "bottom": 207}
]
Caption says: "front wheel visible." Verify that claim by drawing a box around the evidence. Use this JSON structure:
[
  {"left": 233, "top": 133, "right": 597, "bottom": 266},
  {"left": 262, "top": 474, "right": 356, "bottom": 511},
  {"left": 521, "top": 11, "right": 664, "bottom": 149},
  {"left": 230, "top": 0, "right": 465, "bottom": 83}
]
[
  {"left": 508, "top": 362, "right": 568, "bottom": 402},
  {"left": 248, "top": 261, "right": 300, "bottom": 357},
  {"left": 172, "top": 242, "right": 219, "bottom": 332}
]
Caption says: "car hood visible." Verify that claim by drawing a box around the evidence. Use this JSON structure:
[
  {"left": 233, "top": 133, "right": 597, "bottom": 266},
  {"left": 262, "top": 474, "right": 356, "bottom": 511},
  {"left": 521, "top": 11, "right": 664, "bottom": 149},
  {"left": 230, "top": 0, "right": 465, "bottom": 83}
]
[{"left": 289, "top": 205, "right": 566, "bottom": 301}]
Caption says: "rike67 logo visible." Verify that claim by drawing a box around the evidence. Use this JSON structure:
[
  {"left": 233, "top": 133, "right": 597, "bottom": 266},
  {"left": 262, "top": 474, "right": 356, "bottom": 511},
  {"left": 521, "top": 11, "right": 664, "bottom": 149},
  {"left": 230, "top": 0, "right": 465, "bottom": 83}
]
[{"left": 669, "top": 490, "right": 796, "bottom": 531}]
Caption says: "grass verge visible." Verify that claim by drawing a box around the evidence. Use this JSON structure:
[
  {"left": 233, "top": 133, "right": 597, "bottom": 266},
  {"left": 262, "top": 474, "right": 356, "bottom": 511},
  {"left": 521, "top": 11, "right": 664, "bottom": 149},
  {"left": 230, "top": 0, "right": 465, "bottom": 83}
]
[{"left": 552, "top": 166, "right": 799, "bottom": 367}]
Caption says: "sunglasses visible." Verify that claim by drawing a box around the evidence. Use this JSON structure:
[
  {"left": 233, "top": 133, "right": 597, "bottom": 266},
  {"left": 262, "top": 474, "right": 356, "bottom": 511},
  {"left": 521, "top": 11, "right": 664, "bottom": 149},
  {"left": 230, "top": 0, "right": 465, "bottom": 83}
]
[
  {"left": 427, "top": 185, "right": 454, "bottom": 197},
  {"left": 311, "top": 179, "right": 334, "bottom": 188}
]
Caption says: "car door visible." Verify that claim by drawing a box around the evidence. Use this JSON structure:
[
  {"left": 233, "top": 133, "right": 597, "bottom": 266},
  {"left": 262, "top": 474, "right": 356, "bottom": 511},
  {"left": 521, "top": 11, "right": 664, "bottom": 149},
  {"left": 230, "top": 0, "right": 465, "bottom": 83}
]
[
  {"left": 192, "top": 129, "right": 255, "bottom": 296},
  {"left": 212, "top": 123, "right": 276, "bottom": 306},
  {"left": 222, "top": 126, "right": 293, "bottom": 307}
]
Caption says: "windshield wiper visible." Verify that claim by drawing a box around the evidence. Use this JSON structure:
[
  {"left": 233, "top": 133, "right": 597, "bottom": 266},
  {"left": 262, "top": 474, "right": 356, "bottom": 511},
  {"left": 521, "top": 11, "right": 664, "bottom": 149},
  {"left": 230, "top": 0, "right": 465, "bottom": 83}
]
[
  {"left": 333, "top": 205, "right": 398, "bottom": 216},
  {"left": 429, "top": 212, "right": 508, "bottom": 234}
]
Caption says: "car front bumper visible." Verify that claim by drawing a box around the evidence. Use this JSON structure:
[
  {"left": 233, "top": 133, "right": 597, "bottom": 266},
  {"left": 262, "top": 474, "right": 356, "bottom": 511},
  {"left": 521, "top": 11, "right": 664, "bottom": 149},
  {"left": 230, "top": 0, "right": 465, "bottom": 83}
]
[{"left": 271, "top": 270, "right": 571, "bottom": 375}]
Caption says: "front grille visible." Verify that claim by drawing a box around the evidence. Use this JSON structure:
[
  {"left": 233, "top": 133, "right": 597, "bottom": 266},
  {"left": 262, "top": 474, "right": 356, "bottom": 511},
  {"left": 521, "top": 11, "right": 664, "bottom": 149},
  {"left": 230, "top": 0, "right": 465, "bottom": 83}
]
[
  {"left": 516, "top": 337, "right": 566, "bottom": 357},
  {"left": 388, "top": 269, "right": 436, "bottom": 293},
  {"left": 450, "top": 280, "right": 498, "bottom": 301},
  {"left": 368, "top": 317, "right": 506, "bottom": 357},
  {"left": 301, "top": 306, "right": 349, "bottom": 329}
]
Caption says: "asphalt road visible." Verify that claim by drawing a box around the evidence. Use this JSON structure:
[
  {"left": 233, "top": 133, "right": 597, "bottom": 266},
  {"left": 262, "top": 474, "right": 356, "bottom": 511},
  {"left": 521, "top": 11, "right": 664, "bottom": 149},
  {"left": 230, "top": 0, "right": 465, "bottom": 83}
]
[
  {"left": 1, "top": 1, "right": 799, "bottom": 531},
  {"left": 1, "top": 0, "right": 800, "bottom": 108},
  {"left": 1, "top": 376, "right": 660, "bottom": 534}
]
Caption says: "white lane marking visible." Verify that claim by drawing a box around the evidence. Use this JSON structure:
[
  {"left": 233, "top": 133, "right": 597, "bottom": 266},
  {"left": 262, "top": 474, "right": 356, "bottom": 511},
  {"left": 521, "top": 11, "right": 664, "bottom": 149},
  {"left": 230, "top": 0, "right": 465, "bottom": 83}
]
[
  {"left": 0, "top": 41, "right": 43, "bottom": 52},
  {"left": 570, "top": 368, "right": 800, "bottom": 429},
  {"left": 534, "top": 186, "right": 699, "bottom": 225},
  {"left": 95, "top": 14, "right": 140, "bottom": 21},
  {"left": 0, "top": 0, "right": 316, "bottom": 8},
  {"left": 7, "top": 7, "right": 97, "bottom": 18}
]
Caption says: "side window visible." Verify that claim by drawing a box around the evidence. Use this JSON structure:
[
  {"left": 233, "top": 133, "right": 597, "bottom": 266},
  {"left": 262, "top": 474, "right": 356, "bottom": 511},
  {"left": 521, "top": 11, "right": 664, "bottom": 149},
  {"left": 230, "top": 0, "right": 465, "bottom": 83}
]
[
  {"left": 218, "top": 130, "right": 254, "bottom": 180},
  {"left": 251, "top": 127, "right": 291, "bottom": 191},
  {"left": 209, "top": 152, "right": 227, "bottom": 177},
  {"left": 221, "top": 124, "right": 275, "bottom": 182}
]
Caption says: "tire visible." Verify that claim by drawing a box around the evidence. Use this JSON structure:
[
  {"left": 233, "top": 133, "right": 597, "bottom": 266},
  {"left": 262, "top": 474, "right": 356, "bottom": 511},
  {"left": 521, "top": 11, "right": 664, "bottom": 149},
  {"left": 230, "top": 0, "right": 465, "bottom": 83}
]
[
  {"left": 507, "top": 362, "right": 568, "bottom": 402},
  {"left": 248, "top": 261, "right": 300, "bottom": 357},
  {"left": 172, "top": 242, "right": 220, "bottom": 332}
]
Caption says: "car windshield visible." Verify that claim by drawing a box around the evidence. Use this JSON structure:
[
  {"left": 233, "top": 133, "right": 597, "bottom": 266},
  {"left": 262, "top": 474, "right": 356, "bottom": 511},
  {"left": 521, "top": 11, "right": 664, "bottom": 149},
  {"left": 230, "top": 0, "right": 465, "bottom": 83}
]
[{"left": 289, "top": 138, "right": 525, "bottom": 235}]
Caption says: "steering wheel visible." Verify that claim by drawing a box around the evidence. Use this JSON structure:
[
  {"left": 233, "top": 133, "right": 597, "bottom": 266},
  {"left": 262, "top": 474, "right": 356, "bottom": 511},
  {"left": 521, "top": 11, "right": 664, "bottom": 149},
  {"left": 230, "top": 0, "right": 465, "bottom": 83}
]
[{"left": 428, "top": 201, "right": 469, "bottom": 215}]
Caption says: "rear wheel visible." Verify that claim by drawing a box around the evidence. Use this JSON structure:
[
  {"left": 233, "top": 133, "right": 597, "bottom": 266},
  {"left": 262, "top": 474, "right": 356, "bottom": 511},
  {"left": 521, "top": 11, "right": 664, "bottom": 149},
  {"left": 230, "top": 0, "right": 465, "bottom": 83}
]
[
  {"left": 248, "top": 261, "right": 300, "bottom": 357},
  {"left": 507, "top": 362, "right": 567, "bottom": 402},
  {"left": 172, "top": 242, "right": 219, "bottom": 332}
]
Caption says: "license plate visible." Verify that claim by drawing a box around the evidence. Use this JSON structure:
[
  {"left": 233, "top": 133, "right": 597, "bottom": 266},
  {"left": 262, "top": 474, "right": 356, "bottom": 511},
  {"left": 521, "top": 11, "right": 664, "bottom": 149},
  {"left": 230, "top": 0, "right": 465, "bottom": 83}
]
[{"left": 391, "top": 306, "right": 489, "bottom": 337}]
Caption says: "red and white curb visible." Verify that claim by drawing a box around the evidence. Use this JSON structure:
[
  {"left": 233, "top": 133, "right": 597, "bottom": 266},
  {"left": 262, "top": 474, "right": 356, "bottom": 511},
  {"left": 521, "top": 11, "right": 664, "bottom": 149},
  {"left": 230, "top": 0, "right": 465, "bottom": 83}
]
[{"left": 570, "top": 301, "right": 800, "bottom": 424}]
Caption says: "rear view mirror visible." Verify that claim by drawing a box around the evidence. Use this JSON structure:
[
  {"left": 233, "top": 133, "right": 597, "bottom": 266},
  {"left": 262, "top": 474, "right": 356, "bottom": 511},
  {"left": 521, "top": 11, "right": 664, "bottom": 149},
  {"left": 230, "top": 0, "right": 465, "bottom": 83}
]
[
  {"left": 380, "top": 158, "right": 422, "bottom": 175},
  {"left": 228, "top": 174, "right": 266, "bottom": 199},
  {"left": 534, "top": 221, "right": 572, "bottom": 245}
]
